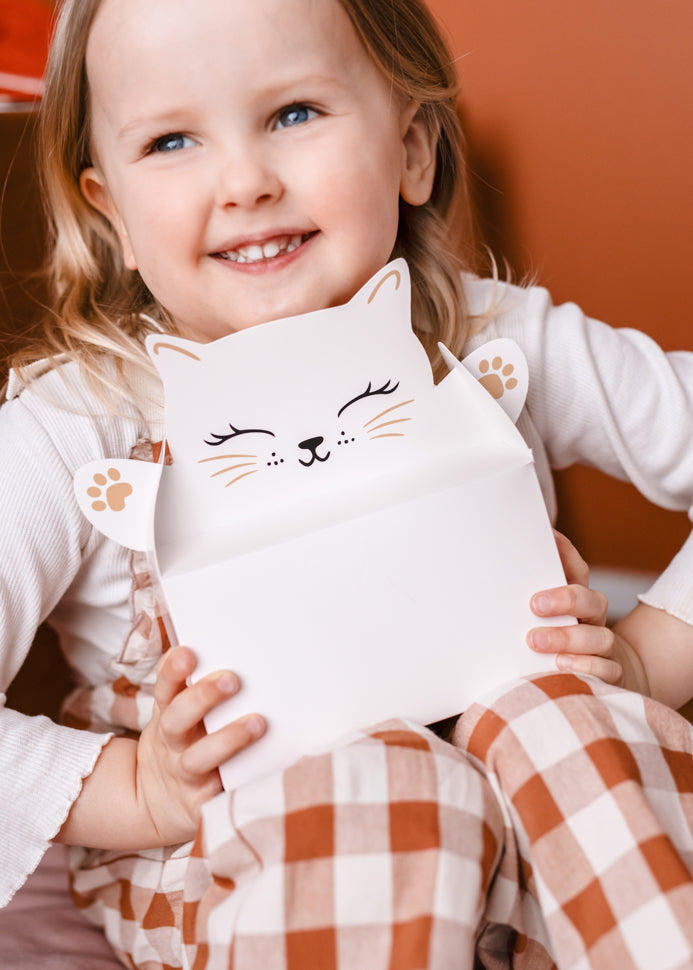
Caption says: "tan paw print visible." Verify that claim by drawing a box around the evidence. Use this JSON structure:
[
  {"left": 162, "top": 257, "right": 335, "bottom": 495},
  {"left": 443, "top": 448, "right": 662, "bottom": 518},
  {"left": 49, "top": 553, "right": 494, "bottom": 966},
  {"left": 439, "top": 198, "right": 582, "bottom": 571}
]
[
  {"left": 87, "top": 468, "right": 133, "bottom": 512},
  {"left": 478, "top": 356, "right": 518, "bottom": 400}
]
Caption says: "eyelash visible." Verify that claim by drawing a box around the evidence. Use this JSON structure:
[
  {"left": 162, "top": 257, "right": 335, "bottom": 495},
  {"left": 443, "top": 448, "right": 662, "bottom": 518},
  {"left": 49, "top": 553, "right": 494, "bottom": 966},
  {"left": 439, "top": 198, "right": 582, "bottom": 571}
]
[
  {"left": 146, "top": 132, "right": 195, "bottom": 155},
  {"left": 338, "top": 380, "right": 400, "bottom": 418},
  {"left": 143, "top": 102, "right": 319, "bottom": 156},
  {"left": 204, "top": 424, "right": 275, "bottom": 446},
  {"left": 274, "top": 103, "right": 319, "bottom": 130}
]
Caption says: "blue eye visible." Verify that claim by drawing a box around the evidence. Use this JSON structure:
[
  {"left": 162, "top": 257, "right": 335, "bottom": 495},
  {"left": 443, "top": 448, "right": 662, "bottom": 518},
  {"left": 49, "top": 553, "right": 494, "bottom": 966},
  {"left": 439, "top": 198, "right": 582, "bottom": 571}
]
[
  {"left": 150, "top": 133, "right": 194, "bottom": 153},
  {"left": 275, "top": 104, "right": 317, "bottom": 129}
]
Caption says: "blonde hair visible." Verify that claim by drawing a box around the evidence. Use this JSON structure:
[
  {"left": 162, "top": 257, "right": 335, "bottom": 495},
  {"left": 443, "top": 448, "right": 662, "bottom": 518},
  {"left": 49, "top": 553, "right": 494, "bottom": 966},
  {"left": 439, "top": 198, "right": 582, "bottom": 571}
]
[{"left": 14, "top": 0, "right": 485, "bottom": 395}]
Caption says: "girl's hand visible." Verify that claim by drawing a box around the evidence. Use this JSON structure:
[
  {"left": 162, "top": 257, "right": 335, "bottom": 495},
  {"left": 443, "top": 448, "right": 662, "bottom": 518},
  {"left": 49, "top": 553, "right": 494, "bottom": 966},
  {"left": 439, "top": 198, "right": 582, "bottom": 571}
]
[
  {"left": 526, "top": 531, "right": 648, "bottom": 692},
  {"left": 135, "top": 646, "right": 265, "bottom": 845}
]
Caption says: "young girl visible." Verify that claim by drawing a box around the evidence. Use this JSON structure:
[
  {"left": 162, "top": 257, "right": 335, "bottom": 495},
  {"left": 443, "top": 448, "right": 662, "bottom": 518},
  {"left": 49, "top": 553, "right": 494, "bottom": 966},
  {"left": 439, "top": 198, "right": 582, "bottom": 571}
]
[{"left": 2, "top": 0, "right": 693, "bottom": 966}]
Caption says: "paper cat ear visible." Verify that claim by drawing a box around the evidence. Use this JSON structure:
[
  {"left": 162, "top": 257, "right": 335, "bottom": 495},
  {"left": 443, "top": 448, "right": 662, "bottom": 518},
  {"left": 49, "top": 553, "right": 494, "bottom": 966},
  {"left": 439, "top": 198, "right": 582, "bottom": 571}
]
[
  {"left": 145, "top": 334, "right": 204, "bottom": 383},
  {"left": 350, "top": 258, "right": 410, "bottom": 313},
  {"left": 73, "top": 458, "right": 162, "bottom": 551},
  {"left": 441, "top": 338, "right": 529, "bottom": 424}
]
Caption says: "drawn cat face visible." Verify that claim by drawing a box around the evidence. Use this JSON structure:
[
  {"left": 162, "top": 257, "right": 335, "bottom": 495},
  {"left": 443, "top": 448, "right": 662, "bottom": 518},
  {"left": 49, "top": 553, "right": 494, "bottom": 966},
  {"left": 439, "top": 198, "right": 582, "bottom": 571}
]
[
  {"left": 199, "top": 372, "right": 410, "bottom": 480},
  {"left": 147, "top": 260, "right": 443, "bottom": 531}
]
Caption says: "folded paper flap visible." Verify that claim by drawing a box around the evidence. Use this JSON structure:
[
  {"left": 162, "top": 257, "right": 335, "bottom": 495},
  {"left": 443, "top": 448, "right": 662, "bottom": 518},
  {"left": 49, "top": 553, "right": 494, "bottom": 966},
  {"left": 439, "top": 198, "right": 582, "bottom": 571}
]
[
  {"left": 454, "top": 337, "right": 529, "bottom": 424},
  {"left": 156, "top": 442, "right": 534, "bottom": 575},
  {"left": 153, "top": 340, "right": 532, "bottom": 553},
  {"left": 73, "top": 459, "right": 162, "bottom": 552}
]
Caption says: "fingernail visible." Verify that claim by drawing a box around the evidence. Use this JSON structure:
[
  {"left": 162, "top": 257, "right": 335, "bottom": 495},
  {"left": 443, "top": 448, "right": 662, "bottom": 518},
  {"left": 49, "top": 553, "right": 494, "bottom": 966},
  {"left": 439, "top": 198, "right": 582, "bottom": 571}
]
[
  {"left": 530, "top": 629, "right": 551, "bottom": 651},
  {"left": 532, "top": 594, "right": 551, "bottom": 615},
  {"left": 556, "top": 654, "right": 573, "bottom": 671},
  {"left": 218, "top": 674, "right": 239, "bottom": 695},
  {"left": 172, "top": 652, "right": 192, "bottom": 674},
  {"left": 245, "top": 715, "right": 265, "bottom": 737}
]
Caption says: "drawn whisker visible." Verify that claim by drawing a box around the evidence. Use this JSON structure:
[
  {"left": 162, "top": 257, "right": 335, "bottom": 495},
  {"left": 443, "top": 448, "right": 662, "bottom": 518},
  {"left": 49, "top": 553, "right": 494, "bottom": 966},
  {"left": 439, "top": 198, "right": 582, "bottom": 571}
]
[
  {"left": 363, "top": 399, "right": 414, "bottom": 428},
  {"left": 225, "top": 470, "right": 258, "bottom": 487},
  {"left": 198, "top": 453, "right": 257, "bottom": 463},
  {"left": 210, "top": 462, "right": 258, "bottom": 479},
  {"left": 367, "top": 417, "right": 411, "bottom": 434},
  {"left": 369, "top": 433, "right": 405, "bottom": 439}
]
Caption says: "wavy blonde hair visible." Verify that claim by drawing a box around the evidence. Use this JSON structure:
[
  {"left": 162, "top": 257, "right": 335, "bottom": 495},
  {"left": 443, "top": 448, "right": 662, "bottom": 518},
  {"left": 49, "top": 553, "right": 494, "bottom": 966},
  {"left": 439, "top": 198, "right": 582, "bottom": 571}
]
[{"left": 13, "top": 0, "right": 485, "bottom": 397}]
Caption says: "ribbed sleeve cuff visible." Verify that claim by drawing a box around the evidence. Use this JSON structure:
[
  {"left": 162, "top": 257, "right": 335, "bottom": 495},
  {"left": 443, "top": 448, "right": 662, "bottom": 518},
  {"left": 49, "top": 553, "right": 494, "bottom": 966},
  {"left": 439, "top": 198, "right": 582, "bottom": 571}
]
[
  {"left": 638, "top": 530, "right": 693, "bottom": 626},
  {"left": 0, "top": 704, "right": 112, "bottom": 907}
]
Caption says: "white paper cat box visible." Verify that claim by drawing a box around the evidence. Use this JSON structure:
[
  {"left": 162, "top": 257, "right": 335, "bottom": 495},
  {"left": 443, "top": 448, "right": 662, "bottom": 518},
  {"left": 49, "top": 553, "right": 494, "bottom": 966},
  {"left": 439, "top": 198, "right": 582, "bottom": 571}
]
[{"left": 75, "top": 259, "right": 570, "bottom": 790}]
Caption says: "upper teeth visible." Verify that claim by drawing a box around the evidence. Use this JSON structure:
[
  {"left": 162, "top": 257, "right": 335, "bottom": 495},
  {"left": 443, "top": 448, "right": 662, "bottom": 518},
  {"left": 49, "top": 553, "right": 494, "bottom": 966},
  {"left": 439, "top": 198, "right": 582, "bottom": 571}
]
[{"left": 219, "top": 234, "right": 303, "bottom": 263}]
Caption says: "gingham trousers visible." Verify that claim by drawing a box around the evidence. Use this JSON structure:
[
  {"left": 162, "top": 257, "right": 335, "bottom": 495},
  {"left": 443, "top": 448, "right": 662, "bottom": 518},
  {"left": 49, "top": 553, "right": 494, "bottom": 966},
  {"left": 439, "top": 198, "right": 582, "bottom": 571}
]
[{"left": 69, "top": 673, "right": 693, "bottom": 970}]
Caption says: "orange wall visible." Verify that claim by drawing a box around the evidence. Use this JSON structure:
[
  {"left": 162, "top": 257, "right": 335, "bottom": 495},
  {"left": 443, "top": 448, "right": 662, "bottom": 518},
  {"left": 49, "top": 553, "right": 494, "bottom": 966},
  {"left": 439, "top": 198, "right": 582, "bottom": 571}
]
[{"left": 428, "top": 0, "right": 693, "bottom": 571}]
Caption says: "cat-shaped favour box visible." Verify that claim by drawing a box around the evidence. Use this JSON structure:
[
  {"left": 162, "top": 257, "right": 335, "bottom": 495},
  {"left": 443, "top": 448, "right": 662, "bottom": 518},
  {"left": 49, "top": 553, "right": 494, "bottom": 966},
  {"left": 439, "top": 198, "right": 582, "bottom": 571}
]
[{"left": 75, "top": 259, "right": 571, "bottom": 790}]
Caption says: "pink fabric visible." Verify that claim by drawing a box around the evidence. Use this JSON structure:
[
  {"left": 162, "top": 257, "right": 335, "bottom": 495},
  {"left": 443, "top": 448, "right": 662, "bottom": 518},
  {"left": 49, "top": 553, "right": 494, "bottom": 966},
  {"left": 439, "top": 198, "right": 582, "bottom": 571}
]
[{"left": 0, "top": 844, "right": 122, "bottom": 969}]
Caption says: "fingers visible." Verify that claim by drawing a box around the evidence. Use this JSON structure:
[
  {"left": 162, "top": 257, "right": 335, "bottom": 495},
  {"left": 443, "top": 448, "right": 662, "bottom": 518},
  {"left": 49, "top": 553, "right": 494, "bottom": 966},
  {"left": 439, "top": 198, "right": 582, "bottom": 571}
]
[
  {"left": 153, "top": 646, "right": 197, "bottom": 709},
  {"left": 527, "top": 619, "right": 624, "bottom": 685},
  {"left": 180, "top": 714, "right": 266, "bottom": 777},
  {"left": 531, "top": 583, "right": 608, "bottom": 626},
  {"left": 154, "top": 646, "right": 266, "bottom": 776},
  {"left": 155, "top": 647, "right": 240, "bottom": 732},
  {"left": 555, "top": 653, "right": 623, "bottom": 685},
  {"left": 527, "top": 620, "right": 614, "bottom": 658},
  {"left": 159, "top": 668, "right": 240, "bottom": 742},
  {"left": 553, "top": 530, "right": 589, "bottom": 587}
]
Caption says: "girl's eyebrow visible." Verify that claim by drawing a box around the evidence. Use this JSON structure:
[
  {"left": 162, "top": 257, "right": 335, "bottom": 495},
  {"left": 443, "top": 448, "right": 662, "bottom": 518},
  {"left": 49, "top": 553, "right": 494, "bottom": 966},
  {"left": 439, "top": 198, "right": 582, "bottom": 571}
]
[
  {"left": 118, "top": 110, "right": 196, "bottom": 139},
  {"left": 260, "top": 71, "right": 351, "bottom": 92},
  {"left": 117, "top": 72, "right": 351, "bottom": 138},
  {"left": 117, "top": 67, "right": 351, "bottom": 138}
]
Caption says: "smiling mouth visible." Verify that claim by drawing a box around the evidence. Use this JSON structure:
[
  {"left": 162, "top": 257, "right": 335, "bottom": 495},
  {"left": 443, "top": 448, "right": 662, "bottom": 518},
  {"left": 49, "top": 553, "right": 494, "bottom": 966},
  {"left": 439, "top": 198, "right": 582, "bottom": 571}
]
[{"left": 214, "top": 232, "right": 317, "bottom": 265}]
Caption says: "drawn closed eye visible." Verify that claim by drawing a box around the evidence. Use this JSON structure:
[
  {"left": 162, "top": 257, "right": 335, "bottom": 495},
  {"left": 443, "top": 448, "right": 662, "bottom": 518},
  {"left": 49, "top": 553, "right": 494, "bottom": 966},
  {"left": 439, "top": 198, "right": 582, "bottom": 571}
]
[
  {"left": 204, "top": 423, "right": 275, "bottom": 446},
  {"left": 337, "top": 380, "right": 400, "bottom": 419}
]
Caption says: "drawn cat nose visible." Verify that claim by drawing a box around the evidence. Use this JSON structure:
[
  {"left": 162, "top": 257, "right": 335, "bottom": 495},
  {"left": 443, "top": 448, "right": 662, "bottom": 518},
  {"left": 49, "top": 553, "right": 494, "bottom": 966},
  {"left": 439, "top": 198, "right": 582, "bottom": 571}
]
[
  {"left": 298, "top": 436, "right": 324, "bottom": 455},
  {"left": 297, "top": 436, "right": 330, "bottom": 467}
]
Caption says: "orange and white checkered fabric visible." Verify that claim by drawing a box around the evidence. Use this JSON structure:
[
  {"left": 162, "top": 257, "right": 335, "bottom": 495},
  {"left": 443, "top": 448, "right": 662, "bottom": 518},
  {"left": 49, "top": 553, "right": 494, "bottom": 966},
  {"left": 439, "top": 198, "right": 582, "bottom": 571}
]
[
  {"left": 180, "top": 675, "right": 693, "bottom": 970},
  {"left": 69, "top": 673, "right": 693, "bottom": 970},
  {"left": 459, "top": 674, "right": 693, "bottom": 970},
  {"left": 182, "top": 718, "right": 508, "bottom": 970}
]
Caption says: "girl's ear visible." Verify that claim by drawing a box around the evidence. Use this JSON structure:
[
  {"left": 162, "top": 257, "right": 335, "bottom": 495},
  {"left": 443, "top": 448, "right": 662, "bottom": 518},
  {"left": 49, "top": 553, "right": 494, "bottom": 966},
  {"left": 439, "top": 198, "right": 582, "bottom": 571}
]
[
  {"left": 399, "top": 102, "right": 437, "bottom": 207},
  {"left": 79, "top": 167, "right": 138, "bottom": 270}
]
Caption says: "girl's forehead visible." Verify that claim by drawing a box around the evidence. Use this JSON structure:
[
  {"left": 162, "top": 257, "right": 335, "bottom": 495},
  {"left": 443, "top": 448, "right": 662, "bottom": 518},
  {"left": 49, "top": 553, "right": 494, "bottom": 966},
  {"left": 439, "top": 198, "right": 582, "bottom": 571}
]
[
  {"left": 88, "top": 0, "right": 353, "bottom": 59},
  {"left": 85, "top": 0, "right": 367, "bottom": 110}
]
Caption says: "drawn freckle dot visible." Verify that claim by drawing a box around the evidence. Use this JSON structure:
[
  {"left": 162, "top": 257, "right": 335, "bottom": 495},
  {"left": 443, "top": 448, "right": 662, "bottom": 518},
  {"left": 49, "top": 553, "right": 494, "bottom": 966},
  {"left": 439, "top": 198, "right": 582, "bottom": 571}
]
[{"left": 93, "top": 473, "right": 107, "bottom": 486}]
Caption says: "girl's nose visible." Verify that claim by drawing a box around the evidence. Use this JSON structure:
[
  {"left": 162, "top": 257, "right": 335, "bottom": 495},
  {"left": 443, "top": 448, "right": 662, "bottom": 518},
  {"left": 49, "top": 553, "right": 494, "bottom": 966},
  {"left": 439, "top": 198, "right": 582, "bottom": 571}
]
[{"left": 215, "top": 146, "right": 283, "bottom": 208}]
